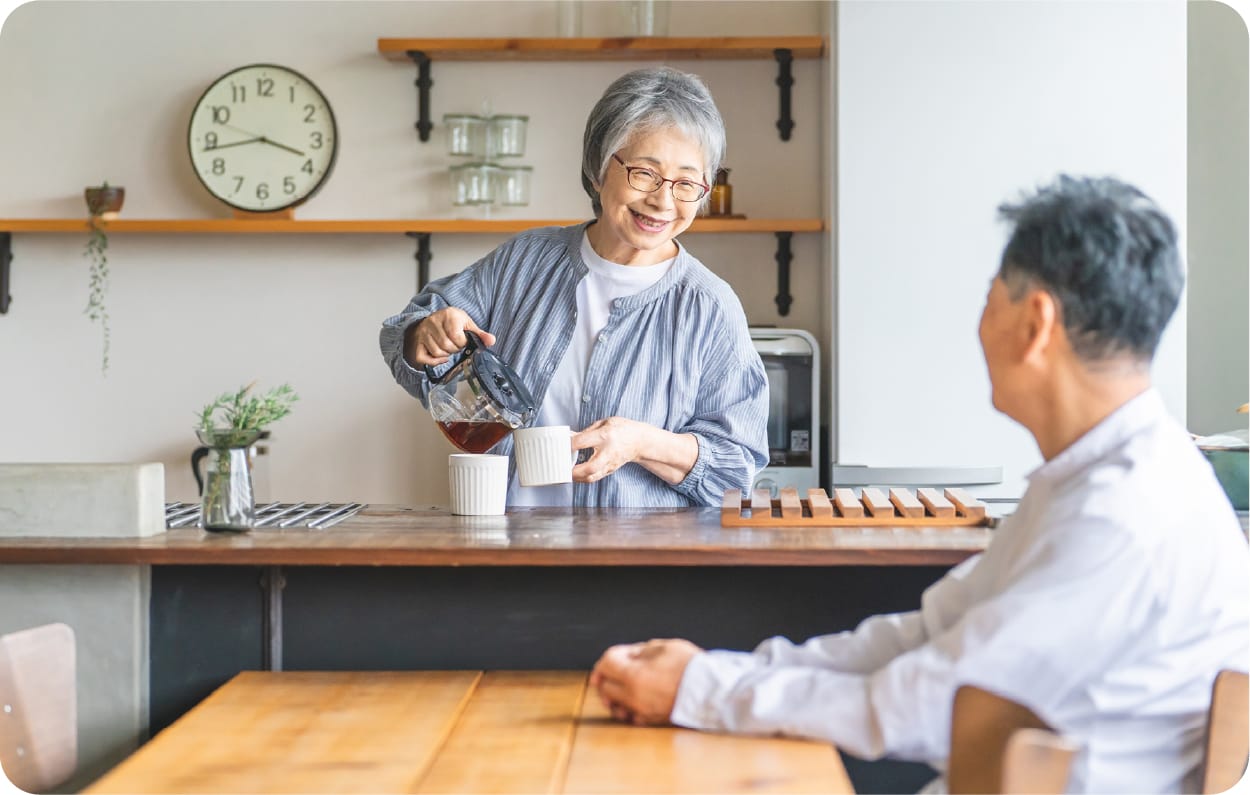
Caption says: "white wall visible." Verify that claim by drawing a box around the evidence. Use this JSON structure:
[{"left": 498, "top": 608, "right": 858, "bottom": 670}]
[
  {"left": 0, "top": 0, "right": 825, "bottom": 505},
  {"left": 833, "top": 1, "right": 1188, "bottom": 496},
  {"left": 1188, "top": 0, "right": 1249, "bottom": 436}
]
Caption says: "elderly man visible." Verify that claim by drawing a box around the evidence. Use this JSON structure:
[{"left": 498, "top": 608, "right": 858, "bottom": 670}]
[{"left": 589, "top": 175, "right": 1249, "bottom": 793}]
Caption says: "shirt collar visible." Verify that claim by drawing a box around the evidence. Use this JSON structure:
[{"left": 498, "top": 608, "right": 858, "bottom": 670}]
[{"left": 1027, "top": 388, "right": 1168, "bottom": 489}]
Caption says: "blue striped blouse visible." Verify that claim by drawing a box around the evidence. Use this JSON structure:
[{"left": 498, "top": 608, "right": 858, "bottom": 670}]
[{"left": 379, "top": 222, "right": 769, "bottom": 507}]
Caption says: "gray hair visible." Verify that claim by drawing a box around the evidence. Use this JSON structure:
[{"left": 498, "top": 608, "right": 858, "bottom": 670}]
[
  {"left": 581, "top": 67, "right": 726, "bottom": 216},
  {"left": 997, "top": 175, "right": 1183, "bottom": 363}
]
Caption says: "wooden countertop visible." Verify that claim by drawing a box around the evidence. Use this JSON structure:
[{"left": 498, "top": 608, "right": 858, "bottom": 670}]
[
  {"left": 86, "top": 670, "right": 853, "bottom": 794},
  {"left": 0, "top": 506, "right": 990, "bottom": 567}
]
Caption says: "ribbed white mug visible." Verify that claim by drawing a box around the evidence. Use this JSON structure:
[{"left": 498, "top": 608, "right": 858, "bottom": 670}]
[
  {"left": 514, "top": 426, "right": 576, "bottom": 487},
  {"left": 448, "top": 454, "right": 509, "bottom": 515}
]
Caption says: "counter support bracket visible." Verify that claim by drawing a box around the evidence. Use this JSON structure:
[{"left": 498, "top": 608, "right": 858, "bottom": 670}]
[
  {"left": 260, "top": 565, "right": 286, "bottom": 672},
  {"left": 774, "top": 232, "right": 793, "bottom": 316},
  {"left": 0, "top": 233, "right": 11, "bottom": 314},
  {"left": 774, "top": 48, "right": 795, "bottom": 141},
  {"left": 407, "top": 51, "right": 433, "bottom": 142},
  {"left": 408, "top": 232, "right": 431, "bottom": 290}
]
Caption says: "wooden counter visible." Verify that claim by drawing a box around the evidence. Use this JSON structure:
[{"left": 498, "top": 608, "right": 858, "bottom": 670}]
[{"left": 0, "top": 505, "right": 990, "bottom": 567}]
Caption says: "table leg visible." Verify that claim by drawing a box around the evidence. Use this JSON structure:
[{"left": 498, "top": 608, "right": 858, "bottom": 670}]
[{"left": 260, "top": 566, "right": 286, "bottom": 671}]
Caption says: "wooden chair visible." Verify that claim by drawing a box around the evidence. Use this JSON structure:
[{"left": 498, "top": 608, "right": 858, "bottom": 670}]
[
  {"left": 0, "top": 623, "right": 77, "bottom": 793},
  {"left": 948, "top": 683, "right": 1078, "bottom": 794},
  {"left": 1202, "top": 669, "right": 1249, "bottom": 794}
]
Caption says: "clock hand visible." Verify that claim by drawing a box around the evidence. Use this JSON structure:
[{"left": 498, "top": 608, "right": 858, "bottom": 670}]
[
  {"left": 206, "top": 136, "right": 263, "bottom": 152},
  {"left": 259, "top": 137, "right": 307, "bottom": 157},
  {"left": 219, "top": 122, "right": 267, "bottom": 140}
]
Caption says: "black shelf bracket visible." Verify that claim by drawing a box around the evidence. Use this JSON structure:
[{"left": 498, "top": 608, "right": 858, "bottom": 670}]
[
  {"left": 408, "top": 232, "right": 432, "bottom": 289},
  {"left": 774, "top": 231, "right": 793, "bottom": 316},
  {"left": 407, "top": 50, "right": 434, "bottom": 142},
  {"left": 0, "top": 233, "right": 11, "bottom": 314},
  {"left": 774, "top": 48, "right": 795, "bottom": 141}
]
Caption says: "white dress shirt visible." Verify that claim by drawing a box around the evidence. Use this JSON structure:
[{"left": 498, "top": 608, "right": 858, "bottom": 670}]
[{"left": 672, "top": 389, "right": 1249, "bottom": 793}]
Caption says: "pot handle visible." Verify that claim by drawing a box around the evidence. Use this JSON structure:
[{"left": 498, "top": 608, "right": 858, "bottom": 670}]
[{"left": 422, "top": 329, "right": 483, "bottom": 383}]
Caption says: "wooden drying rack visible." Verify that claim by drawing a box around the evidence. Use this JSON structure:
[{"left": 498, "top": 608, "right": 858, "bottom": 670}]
[{"left": 722, "top": 487, "right": 991, "bottom": 528}]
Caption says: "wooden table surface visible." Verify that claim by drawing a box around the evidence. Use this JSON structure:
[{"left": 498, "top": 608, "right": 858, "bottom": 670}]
[
  {"left": 0, "top": 505, "right": 990, "bottom": 566},
  {"left": 85, "top": 670, "right": 854, "bottom": 794}
]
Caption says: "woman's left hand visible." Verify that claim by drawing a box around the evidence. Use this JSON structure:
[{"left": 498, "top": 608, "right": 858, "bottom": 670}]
[{"left": 571, "top": 417, "right": 648, "bottom": 483}]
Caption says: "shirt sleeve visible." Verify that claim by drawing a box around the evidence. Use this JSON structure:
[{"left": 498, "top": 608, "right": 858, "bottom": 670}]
[
  {"left": 668, "top": 295, "right": 770, "bottom": 506},
  {"left": 671, "top": 518, "right": 1156, "bottom": 765},
  {"left": 378, "top": 243, "right": 505, "bottom": 406},
  {"left": 669, "top": 556, "right": 980, "bottom": 759}
]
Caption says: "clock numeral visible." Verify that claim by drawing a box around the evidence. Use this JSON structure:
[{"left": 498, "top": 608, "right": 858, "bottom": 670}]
[
  {"left": 232, "top": 177, "right": 244, "bottom": 195},
  {"left": 231, "top": 84, "right": 246, "bottom": 103},
  {"left": 211, "top": 106, "right": 231, "bottom": 124},
  {"left": 309, "top": 131, "right": 323, "bottom": 150},
  {"left": 304, "top": 104, "right": 316, "bottom": 123},
  {"left": 256, "top": 183, "right": 270, "bottom": 201},
  {"left": 211, "top": 158, "right": 225, "bottom": 176},
  {"left": 257, "top": 78, "right": 274, "bottom": 98},
  {"left": 204, "top": 132, "right": 218, "bottom": 150},
  {"left": 301, "top": 159, "right": 314, "bottom": 175},
  {"left": 289, "top": 86, "right": 296, "bottom": 103},
  {"left": 283, "top": 177, "right": 297, "bottom": 195}
]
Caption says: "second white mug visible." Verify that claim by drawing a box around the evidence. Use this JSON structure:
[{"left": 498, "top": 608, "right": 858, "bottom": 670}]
[{"left": 514, "top": 425, "right": 576, "bottom": 487}]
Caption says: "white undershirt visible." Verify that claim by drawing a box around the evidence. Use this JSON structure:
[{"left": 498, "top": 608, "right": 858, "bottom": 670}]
[{"left": 507, "top": 232, "right": 674, "bottom": 506}]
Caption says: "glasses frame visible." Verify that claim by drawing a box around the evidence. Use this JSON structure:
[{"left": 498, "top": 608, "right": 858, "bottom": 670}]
[{"left": 611, "top": 154, "right": 709, "bottom": 202}]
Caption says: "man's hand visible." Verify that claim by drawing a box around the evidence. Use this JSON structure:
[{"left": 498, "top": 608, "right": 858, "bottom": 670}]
[
  {"left": 405, "top": 308, "right": 497, "bottom": 367},
  {"left": 589, "top": 638, "right": 702, "bottom": 725}
]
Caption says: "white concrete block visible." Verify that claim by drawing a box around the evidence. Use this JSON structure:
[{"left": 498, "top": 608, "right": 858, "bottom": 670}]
[{"left": 0, "top": 464, "right": 166, "bottom": 537}]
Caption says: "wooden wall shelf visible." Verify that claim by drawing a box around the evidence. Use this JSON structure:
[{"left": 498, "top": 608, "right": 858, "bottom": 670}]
[
  {"left": 0, "top": 218, "right": 822, "bottom": 235},
  {"left": 379, "top": 35, "right": 825, "bottom": 143},
  {"left": 0, "top": 218, "right": 823, "bottom": 316},
  {"left": 376, "top": 36, "right": 826, "bottom": 62}
]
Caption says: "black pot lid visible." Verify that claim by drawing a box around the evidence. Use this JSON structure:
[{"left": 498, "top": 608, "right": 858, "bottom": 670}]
[{"left": 464, "top": 331, "right": 536, "bottom": 425}]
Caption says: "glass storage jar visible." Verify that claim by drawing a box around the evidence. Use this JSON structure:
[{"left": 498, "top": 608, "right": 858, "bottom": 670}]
[
  {"left": 488, "top": 115, "right": 529, "bottom": 158},
  {"left": 496, "top": 165, "right": 533, "bottom": 206},
  {"left": 444, "top": 114, "right": 487, "bottom": 158},
  {"left": 450, "top": 163, "right": 499, "bottom": 205}
]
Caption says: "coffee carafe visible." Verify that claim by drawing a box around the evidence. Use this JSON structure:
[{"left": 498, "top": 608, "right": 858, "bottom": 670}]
[{"left": 426, "top": 331, "right": 535, "bottom": 453}]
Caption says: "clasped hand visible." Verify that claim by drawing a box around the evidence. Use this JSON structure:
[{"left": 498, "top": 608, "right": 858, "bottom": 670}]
[{"left": 589, "top": 638, "right": 702, "bottom": 725}]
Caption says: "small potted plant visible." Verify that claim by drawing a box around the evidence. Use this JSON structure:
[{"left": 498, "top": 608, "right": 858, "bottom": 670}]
[
  {"left": 83, "top": 182, "right": 125, "bottom": 375},
  {"left": 195, "top": 382, "right": 298, "bottom": 532}
]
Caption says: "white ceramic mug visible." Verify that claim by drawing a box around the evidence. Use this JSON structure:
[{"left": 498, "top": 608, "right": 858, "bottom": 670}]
[
  {"left": 514, "top": 426, "right": 577, "bottom": 487},
  {"left": 448, "top": 454, "right": 509, "bottom": 515}
]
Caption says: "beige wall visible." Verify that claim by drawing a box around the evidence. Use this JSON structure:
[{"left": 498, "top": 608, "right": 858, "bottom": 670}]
[{"left": 0, "top": 1, "right": 826, "bottom": 505}]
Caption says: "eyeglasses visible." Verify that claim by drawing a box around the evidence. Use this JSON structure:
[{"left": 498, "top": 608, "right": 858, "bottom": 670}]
[{"left": 611, "top": 154, "right": 709, "bottom": 202}]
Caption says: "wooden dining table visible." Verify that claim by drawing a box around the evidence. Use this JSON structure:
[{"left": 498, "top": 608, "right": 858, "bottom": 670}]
[{"left": 84, "top": 670, "right": 854, "bottom": 794}]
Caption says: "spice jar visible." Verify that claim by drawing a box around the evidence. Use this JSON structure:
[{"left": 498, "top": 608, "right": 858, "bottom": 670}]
[{"left": 709, "top": 168, "right": 733, "bottom": 216}]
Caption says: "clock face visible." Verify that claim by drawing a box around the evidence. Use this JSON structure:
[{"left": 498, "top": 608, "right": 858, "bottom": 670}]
[{"left": 187, "top": 64, "right": 338, "bottom": 212}]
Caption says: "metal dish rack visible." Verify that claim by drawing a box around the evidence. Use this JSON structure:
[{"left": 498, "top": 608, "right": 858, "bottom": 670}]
[{"left": 165, "top": 502, "right": 365, "bottom": 529}]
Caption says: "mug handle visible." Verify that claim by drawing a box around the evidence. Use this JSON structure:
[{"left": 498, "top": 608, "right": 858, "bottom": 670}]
[{"left": 422, "top": 329, "right": 483, "bottom": 383}]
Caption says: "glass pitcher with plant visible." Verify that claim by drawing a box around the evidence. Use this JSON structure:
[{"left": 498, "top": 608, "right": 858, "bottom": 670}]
[{"left": 195, "top": 382, "right": 297, "bottom": 531}]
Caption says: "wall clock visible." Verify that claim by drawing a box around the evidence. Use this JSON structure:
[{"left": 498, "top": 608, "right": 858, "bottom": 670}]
[{"left": 187, "top": 63, "right": 338, "bottom": 213}]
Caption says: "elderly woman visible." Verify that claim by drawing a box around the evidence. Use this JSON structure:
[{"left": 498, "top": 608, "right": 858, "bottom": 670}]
[{"left": 379, "top": 66, "right": 767, "bottom": 507}]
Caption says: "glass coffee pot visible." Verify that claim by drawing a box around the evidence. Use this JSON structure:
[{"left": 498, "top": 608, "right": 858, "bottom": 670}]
[{"left": 426, "top": 330, "right": 535, "bottom": 452}]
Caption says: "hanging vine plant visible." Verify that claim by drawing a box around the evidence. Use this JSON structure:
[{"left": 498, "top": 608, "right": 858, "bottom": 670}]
[{"left": 83, "top": 182, "right": 124, "bottom": 375}]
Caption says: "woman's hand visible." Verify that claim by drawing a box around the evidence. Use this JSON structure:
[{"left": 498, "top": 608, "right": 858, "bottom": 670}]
[
  {"left": 405, "top": 308, "right": 496, "bottom": 367},
  {"left": 572, "top": 418, "right": 698, "bottom": 485},
  {"left": 572, "top": 417, "right": 647, "bottom": 483}
]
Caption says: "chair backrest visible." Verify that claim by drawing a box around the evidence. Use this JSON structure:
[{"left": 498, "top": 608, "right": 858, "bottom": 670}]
[
  {"left": 0, "top": 623, "right": 77, "bottom": 793},
  {"left": 949, "top": 683, "right": 1077, "bottom": 794},
  {"left": 1202, "top": 669, "right": 1249, "bottom": 794}
]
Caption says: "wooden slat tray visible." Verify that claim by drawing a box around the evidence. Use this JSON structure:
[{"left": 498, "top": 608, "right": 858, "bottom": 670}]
[{"left": 722, "top": 487, "right": 990, "bottom": 527}]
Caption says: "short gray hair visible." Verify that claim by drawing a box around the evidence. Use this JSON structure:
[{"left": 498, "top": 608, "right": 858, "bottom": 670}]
[
  {"left": 997, "top": 175, "right": 1183, "bottom": 363},
  {"left": 581, "top": 67, "right": 726, "bottom": 216}
]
